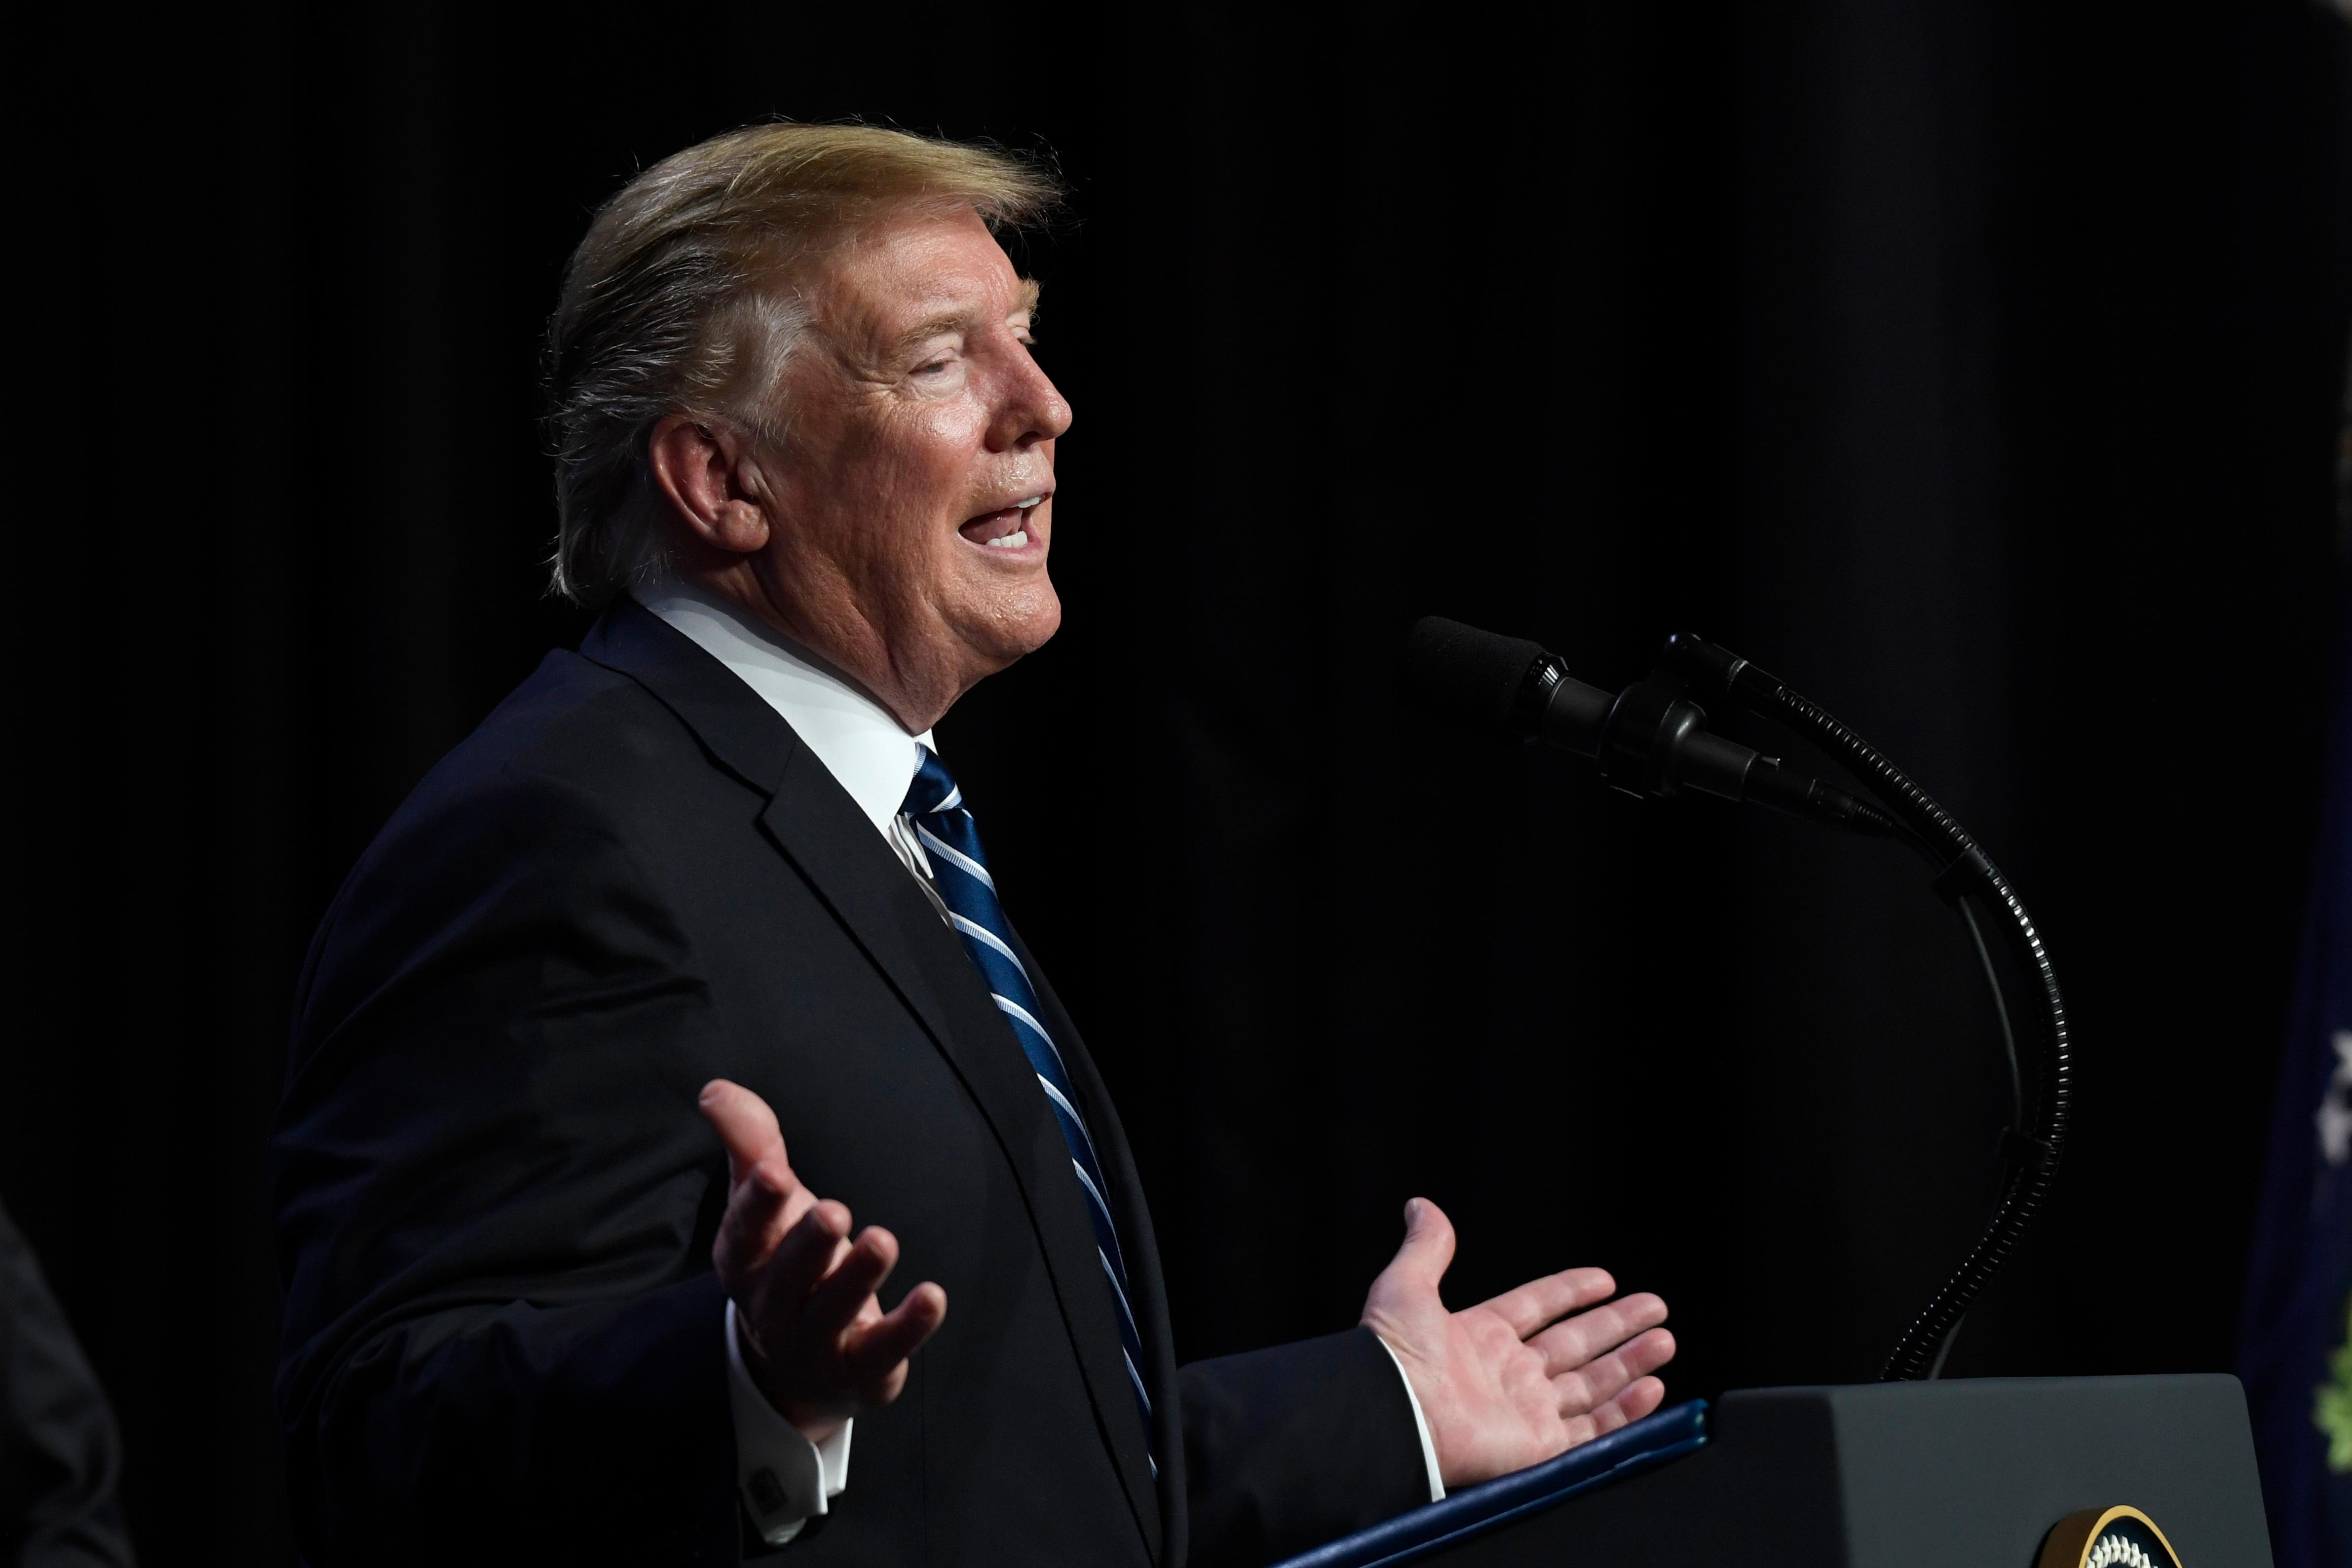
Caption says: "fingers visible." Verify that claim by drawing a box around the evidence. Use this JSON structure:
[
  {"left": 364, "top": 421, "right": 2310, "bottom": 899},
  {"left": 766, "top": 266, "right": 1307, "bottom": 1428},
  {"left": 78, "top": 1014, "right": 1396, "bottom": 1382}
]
[
  {"left": 713, "top": 1153, "right": 815, "bottom": 1285},
  {"left": 1551, "top": 1326, "right": 1676, "bottom": 1416},
  {"left": 844, "top": 1281, "right": 948, "bottom": 1377},
  {"left": 1480, "top": 1267, "right": 1617, "bottom": 1339},
  {"left": 1529, "top": 1291, "right": 1669, "bottom": 1377},
  {"left": 705, "top": 1080, "right": 819, "bottom": 1283},
  {"left": 700, "top": 1079, "right": 788, "bottom": 1186},
  {"left": 1614, "top": 1375, "right": 1668, "bottom": 1425},
  {"left": 1385, "top": 1198, "right": 1458, "bottom": 1293},
  {"left": 759, "top": 1198, "right": 852, "bottom": 1312},
  {"left": 1562, "top": 1374, "right": 1668, "bottom": 1447},
  {"left": 799, "top": 1224, "right": 900, "bottom": 1334},
  {"left": 761, "top": 1213, "right": 947, "bottom": 1411}
]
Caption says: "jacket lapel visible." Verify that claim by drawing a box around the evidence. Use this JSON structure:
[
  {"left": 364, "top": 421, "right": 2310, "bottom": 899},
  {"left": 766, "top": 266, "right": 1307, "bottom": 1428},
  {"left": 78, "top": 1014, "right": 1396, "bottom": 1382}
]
[{"left": 580, "top": 602, "right": 1164, "bottom": 1557}]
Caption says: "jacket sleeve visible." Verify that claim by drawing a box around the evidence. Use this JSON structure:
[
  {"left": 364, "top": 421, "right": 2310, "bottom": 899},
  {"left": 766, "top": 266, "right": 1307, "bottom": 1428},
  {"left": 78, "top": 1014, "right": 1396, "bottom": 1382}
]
[
  {"left": 1, "top": 1201, "right": 137, "bottom": 1568},
  {"left": 1179, "top": 1326, "right": 1431, "bottom": 1567},
  {"left": 272, "top": 770, "right": 740, "bottom": 1568}
]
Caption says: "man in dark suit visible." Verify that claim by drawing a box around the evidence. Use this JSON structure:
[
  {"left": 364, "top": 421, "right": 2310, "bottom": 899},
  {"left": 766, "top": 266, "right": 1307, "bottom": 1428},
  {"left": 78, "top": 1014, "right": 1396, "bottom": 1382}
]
[{"left": 272, "top": 122, "right": 1675, "bottom": 1568}]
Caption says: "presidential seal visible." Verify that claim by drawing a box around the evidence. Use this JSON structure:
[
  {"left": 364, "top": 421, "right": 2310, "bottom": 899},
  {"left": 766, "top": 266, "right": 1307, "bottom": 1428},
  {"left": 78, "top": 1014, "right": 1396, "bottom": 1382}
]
[{"left": 2037, "top": 1505, "right": 2185, "bottom": 1568}]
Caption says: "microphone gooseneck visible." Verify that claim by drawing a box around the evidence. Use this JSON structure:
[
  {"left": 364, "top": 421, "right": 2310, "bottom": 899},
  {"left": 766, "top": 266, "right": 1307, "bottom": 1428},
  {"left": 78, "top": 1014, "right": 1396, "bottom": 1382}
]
[
  {"left": 1405, "top": 615, "right": 2069, "bottom": 1383},
  {"left": 1660, "top": 631, "right": 2069, "bottom": 1382}
]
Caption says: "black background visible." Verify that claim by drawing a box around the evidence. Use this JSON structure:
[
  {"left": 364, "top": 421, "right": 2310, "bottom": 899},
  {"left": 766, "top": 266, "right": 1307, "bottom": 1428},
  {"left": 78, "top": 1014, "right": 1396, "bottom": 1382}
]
[{"left": 7, "top": 2, "right": 2350, "bottom": 1562}]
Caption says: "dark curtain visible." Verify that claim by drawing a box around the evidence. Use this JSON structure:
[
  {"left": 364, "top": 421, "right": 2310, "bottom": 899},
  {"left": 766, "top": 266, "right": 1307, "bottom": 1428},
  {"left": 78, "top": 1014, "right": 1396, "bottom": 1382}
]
[{"left": 8, "top": 2, "right": 2347, "bottom": 1561}]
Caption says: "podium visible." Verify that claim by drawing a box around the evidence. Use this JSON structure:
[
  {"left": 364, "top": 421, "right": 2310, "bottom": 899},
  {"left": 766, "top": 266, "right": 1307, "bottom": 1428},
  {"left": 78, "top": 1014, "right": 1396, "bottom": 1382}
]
[{"left": 1281, "top": 1376, "right": 2274, "bottom": 1568}]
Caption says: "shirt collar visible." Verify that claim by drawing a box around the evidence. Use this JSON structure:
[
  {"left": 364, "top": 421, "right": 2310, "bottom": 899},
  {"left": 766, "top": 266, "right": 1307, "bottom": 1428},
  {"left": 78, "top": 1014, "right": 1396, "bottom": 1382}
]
[{"left": 632, "top": 576, "right": 935, "bottom": 839}]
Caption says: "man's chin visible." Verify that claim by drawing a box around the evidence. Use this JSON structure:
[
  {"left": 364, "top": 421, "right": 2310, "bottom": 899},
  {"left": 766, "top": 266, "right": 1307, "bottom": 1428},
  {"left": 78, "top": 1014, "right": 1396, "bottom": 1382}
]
[{"left": 958, "top": 587, "right": 1062, "bottom": 672}]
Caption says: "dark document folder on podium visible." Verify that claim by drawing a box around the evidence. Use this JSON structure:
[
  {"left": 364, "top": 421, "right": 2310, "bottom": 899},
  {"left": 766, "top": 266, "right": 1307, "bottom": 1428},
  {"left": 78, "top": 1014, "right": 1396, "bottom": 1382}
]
[{"left": 1277, "top": 1375, "right": 2276, "bottom": 1568}]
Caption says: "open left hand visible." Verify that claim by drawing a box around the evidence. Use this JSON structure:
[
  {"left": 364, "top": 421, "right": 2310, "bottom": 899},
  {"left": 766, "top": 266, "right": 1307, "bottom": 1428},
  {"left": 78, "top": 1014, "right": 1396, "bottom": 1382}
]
[
  {"left": 1360, "top": 1197, "right": 1675, "bottom": 1489},
  {"left": 700, "top": 1079, "right": 947, "bottom": 1444}
]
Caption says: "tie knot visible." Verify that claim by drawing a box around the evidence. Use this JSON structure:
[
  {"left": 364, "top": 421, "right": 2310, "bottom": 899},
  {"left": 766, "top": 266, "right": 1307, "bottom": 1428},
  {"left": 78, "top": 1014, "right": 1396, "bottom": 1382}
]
[{"left": 901, "top": 745, "right": 964, "bottom": 819}]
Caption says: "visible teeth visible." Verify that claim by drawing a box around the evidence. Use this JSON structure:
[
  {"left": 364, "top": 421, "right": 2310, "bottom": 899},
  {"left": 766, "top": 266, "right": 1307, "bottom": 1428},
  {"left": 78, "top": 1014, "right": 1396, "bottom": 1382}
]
[
  {"left": 1015, "top": 495, "right": 1044, "bottom": 509},
  {"left": 985, "top": 529, "right": 1028, "bottom": 549}
]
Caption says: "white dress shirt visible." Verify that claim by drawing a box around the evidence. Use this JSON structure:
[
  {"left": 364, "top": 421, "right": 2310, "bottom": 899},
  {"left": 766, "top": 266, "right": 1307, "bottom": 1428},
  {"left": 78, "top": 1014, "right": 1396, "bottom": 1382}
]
[{"left": 634, "top": 578, "right": 1444, "bottom": 1546}]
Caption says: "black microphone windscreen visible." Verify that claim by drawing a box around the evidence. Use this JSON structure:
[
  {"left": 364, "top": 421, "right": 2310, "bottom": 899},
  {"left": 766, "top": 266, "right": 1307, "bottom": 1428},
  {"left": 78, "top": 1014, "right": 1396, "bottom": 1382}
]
[{"left": 1405, "top": 617, "right": 1550, "bottom": 730}]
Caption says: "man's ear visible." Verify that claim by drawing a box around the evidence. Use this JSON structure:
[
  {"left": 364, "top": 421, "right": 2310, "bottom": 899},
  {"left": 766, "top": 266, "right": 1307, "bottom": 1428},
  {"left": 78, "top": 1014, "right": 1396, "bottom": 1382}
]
[{"left": 647, "top": 414, "right": 773, "bottom": 557}]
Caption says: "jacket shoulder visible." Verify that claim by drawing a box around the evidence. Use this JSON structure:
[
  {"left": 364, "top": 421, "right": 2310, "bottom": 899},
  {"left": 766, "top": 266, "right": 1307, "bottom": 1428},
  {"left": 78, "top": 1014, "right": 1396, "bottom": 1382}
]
[
  {"left": 290, "top": 649, "right": 742, "bottom": 1047},
  {"left": 417, "top": 646, "right": 723, "bottom": 815}
]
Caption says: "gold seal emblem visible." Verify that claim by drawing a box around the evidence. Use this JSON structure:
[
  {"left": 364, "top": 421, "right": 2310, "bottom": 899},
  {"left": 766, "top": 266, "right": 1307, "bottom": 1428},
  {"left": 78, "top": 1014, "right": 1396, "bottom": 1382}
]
[{"left": 2037, "top": 1505, "right": 2184, "bottom": 1568}]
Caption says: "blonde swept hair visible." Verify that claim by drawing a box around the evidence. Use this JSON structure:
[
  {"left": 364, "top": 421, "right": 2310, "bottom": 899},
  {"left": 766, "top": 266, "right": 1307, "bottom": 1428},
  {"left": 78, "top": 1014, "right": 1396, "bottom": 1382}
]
[{"left": 543, "top": 122, "right": 1062, "bottom": 606}]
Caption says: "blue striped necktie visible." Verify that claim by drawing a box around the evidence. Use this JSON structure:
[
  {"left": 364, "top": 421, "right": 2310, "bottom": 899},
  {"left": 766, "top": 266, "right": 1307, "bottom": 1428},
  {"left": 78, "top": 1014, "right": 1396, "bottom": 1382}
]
[{"left": 902, "top": 746, "right": 1154, "bottom": 1461}]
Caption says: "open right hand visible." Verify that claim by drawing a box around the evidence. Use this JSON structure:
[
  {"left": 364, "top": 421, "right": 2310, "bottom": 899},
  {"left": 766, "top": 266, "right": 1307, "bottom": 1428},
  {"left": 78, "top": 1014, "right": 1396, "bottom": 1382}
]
[
  {"left": 1361, "top": 1198, "right": 1672, "bottom": 1487},
  {"left": 700, "top": 1078, "right": 948, "bottom": 1441}
]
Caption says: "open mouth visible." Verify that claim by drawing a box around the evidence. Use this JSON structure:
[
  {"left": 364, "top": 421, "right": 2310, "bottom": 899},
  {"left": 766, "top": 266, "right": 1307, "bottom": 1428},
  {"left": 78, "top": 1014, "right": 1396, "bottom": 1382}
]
[{"left": 958, "top": 493, "right": 1046, "bottom": 551}]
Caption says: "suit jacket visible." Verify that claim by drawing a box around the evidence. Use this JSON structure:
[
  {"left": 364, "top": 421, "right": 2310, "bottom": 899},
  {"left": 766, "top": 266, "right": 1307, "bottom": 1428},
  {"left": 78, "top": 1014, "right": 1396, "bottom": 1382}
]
[
  {"left": 271, "top": 600, "right": 1429, "bottom": 1567},
  {"left": 1, "top": 1203, "right": 136, "bottom": 1568}
]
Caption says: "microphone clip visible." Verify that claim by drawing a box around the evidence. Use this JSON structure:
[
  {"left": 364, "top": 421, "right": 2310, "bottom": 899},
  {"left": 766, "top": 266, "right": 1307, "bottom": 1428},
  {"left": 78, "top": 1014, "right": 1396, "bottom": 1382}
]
[{"left": 1594, "top": 669, "right": 1710, "bottom": 800}]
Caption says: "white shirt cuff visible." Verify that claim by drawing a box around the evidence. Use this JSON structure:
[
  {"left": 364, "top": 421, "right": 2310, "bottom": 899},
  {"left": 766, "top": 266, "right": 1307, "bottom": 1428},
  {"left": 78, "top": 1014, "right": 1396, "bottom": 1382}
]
[
  {"left": 725, "top": 1298, "right": 853, "bottom": 1545},
  {"left": 1370, "top": 1331, "right": 1445, "bottom": 1503}
]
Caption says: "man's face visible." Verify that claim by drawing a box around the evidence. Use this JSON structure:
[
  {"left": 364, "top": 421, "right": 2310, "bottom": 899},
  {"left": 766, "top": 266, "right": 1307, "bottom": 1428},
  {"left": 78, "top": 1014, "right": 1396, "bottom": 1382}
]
[{"left": 749, "top": 206, "right": 1070, "bottom": 722}]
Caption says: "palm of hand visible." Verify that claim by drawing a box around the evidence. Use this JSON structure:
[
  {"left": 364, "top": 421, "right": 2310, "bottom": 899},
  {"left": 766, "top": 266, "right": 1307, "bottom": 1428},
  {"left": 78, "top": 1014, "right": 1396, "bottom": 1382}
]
[{"left": 1362, "top": 1199, "right": 1675, "bottom": 1490}]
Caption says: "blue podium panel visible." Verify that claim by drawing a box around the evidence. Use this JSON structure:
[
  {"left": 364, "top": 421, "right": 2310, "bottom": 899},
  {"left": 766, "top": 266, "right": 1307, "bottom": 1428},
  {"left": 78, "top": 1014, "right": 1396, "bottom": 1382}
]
[{"left": 1270, "top": 1401, "right": 1710, "bottom": 1568}]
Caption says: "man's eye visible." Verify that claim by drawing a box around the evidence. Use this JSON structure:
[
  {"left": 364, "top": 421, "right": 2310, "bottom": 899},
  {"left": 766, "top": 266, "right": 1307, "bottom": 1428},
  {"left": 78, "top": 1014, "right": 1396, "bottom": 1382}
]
[{"left": 914, "top": 357, "right": 954, "bottom": 376}]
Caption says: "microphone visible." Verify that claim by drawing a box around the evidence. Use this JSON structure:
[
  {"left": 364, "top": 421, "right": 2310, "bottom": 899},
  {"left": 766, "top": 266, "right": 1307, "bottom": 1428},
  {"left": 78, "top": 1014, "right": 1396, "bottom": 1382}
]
[{"left": 1405, "top": 616, "right": 1899, "bottom": 836}]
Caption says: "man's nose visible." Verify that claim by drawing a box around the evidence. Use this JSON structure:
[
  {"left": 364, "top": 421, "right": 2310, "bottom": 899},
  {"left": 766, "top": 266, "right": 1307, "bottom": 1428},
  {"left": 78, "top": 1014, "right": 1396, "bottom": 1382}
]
[{"left": 989, "top": 359, "right": 1072, "bottom": 451}]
